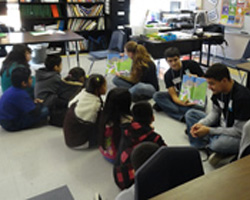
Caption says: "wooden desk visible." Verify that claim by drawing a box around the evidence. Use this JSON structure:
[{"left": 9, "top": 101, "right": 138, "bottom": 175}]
[
  {"left": 0, "top": 30, "right": 84, "bottom": 67},
  {"left": 151, "top": 155, "right": 250, "bottom": 200},
  {"left": 237, "top": 62, "right": 250, "bottom": 89},
  {"left": 132, "top": 32, "right": 224, "bottom": 67}
]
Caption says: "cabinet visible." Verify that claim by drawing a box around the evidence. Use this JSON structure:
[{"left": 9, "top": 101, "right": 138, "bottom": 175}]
[{"left": 105, "top": 0, "right": 130, "bottom": 30}]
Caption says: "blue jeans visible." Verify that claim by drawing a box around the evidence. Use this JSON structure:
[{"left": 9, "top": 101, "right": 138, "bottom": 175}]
[
  {"left": 185, "top": 109, "right": 241, "bottom": 154},
  {"left": 153, "top": 91, "right": 191, "bottom": 121},
  {"left": 112, "top": 76, "right": 156, "bottom": 100},
  {"left": 0, "top": 106, "right": 49, "bottom": 132}
]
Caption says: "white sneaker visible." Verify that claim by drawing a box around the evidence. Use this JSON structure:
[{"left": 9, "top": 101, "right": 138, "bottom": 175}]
[{"left": 208, "top": 152, "right": 236, "bottom": 167}]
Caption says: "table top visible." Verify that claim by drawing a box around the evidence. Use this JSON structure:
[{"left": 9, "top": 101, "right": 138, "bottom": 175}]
[
  {"left": 0, "top": 30, "right": 83, "bottom": 45},
  {"left": 151, "top": 155, "right": 250, "bottom": 200},
  {"left": 237, "top": 62, "right": 250, "bottom": 72}
]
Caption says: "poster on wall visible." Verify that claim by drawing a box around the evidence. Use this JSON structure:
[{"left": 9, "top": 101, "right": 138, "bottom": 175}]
[
  {"left": 245, "top": 0, "right": 250, "bottom": 15},
  {"left": 220, "top": 0, "right": 245, "bottom": 27}
]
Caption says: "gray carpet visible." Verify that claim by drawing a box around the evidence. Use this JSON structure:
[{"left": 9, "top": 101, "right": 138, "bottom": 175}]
[{"left": 27, "top": 185, "right": 74, "bottom": 200}]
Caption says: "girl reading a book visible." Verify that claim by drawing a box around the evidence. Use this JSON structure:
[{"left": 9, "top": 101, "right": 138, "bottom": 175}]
[
  {"left": 112, "top": 41, "right": 159, "bottom": 102},
  {"left": 99, "top": 88, "right": 132, "bottom": 163}
]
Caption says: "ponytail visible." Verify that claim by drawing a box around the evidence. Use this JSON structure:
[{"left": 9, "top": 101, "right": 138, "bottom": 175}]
[{"left": 86, "top": 74, "right": 106, "bottom": 95}]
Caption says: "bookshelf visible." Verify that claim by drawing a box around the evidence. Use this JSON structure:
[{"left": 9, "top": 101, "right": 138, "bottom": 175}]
[
  {"left": 19, "top": 0, "right": 66, "bottom": 31},
  {"left": 66, "top": 0, "right": 106, "bottom": 52},
  {"left": 18, "top": 0, "right": 127, "bottom": 53}
]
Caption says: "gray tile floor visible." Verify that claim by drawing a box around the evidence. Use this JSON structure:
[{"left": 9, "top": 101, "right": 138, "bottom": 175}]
[{"left": 0, "top": 54, "right": 245, "bottom": 200}]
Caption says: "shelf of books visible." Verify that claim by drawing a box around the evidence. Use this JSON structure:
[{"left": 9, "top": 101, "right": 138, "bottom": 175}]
[
  {"left": 68, "top": 36, "right": 88, "bottom": 53},
  {"left": 67, "top": 0, "right": 104, "bottom": 2},
  {"left": 20, "top": 4, "right": 63, "bottom": 18},
  {"left": 67, "top": 4, "right": 103, "bottom": 17},
  {"left": 18, "top": 0, "right": 107, "bottom": 53}
]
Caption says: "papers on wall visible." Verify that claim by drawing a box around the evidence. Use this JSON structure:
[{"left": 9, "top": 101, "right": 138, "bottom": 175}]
[
  {"left": 208, "top": 9, "right": 218, "bottom": 21},
  {"left": 208, "top": 0, "right": 218, "bottom": 5}
]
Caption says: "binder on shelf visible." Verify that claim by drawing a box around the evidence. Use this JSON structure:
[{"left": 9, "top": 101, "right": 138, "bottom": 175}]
[{"left": 50, "top": 4, "right": 59, "bottom": 18}]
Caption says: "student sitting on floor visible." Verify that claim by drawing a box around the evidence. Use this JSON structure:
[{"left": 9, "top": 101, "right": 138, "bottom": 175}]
[
  {"left": 185, "top": 63, "right": 250, "bottom": 166},
  {"left": 34, "top": 54, "right": 63, "bottom": 108},
  {"left": 115, "top": 142, "right": 160, "bottom": 200},
  {"left": 0, "top": 44, "right": 35, "bottom": 98},
  {"left": 153, "top": 47, "right": 204, "bottom": 122},
  {"left": 99, "top": 88, "right": 132, "bottom": 163},
  {"left": 0, "top": 67, "right": 49, "bottom": 131},
  {"left": 63, "top": 74, "right": 107, "bottom": 149},
  {"left": 113, "top": 102, "right": 166, "bottom": 190},
  {"left": 49, "top": 67, "right": 86, "bottom": 127},
  {"left": 112, "top": 41, "right": 159, "bottom": 102}
]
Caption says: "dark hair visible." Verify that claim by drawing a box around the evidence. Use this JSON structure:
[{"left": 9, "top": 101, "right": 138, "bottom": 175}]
[
  {"left": 45, "top": 55, "right": 62, "bottom": 71},
  {"left": 11, "top": 67, "right": 31, "bottom": 88},
  {"left": 204, "top": 63, "right": 231, "bottom": 81},
  {"left": 164, "top": 47, "right": 180, "bottom": 59},
  {"left": 99, "top": 88, "right": 131, "bottom": 149},
  {"left": 85, "top": 74, "right": 106, "bottom": 95},
  {"left": 0, "top": 44, "right": 31, "bottom": 77},
  {"left": 132, "top": 101, "right": 153, "bottom": 125},
  {"left": 131, "top": 142, "right": 160, "bottom": 171},
  {"left": 65, "top": 67, "right": 86, "bottom": 82}
]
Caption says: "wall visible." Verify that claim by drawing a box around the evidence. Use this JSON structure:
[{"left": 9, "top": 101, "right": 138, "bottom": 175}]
[{"left": 203, "top": 0, "right": 250, "bottom": 59}]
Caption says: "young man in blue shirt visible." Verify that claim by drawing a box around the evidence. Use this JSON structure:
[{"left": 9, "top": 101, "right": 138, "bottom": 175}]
[{"left": 0, "top": 67, "right": 49, "bottom": 131}]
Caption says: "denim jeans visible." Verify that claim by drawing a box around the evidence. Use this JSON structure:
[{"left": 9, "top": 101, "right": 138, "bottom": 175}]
[
  {"left": 185, "top": 109, "right": 241, "bottom": 154},
  {"left": 112, "top": 76, "right": 156, "bottom": 100},
  {"left": 153, "top": 91, "right": 191, "bottom": 121},
  {"left": 0, "top": 106, "right": 49, "bottom": 131}
]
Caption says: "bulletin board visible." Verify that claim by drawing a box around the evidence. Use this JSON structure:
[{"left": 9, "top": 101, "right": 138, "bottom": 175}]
[{"left": 220, "top": 0, "right": 245, "bottom": 28}]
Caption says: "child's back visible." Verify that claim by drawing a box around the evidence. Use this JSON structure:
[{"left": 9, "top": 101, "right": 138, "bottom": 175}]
[
  {"left": 34, "top": 55, "right": 62, "bottom": 108},
  {"left": 113, "top": 102, "right": 166, "bottom": 190},
  {"left": 0, "top": 68, "right": 48, "bottom": 131},
  {"left": 49, "top": 67, "right": 85, "bottom": 127},
  {"left": 63, "top": 74, "right": 107, "bottom": 148},
  {"left": 99, "top": 88, "right": 132, "bottom": 163}
]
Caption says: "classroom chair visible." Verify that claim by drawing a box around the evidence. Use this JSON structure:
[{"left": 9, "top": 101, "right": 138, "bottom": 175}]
[
  {"left": 222, "top": 40, "right": 250, "bottom": 83},
  {"left": 87, "top": 30, "right": 127, "bottom": 74},
  {"left": 134, "top": 146, "right": 204, "bottom": 200}
]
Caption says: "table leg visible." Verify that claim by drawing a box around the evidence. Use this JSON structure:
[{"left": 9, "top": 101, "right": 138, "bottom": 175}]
[
  {"left": 75, "top": 41, "right": 80, "bottom": 66},
  {"left": 207, "top": 42, "right": 211, "bottom": 67},
  {"left": 65, "top": 41, "right": 70, "bottom": 69}
]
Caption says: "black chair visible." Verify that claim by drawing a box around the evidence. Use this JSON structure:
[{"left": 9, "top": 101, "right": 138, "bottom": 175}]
[
  {"left": 87, "top": 30, "right": 127, "bottom": 74},
  {"left": 222, "top": 40, "right": 250, "bottom": 83},
  {"left": 134, "top": 146, "right": 204, "bottom": 200},
  {"left": 0, "top": 24, "right": 14, "bottom": 57}
]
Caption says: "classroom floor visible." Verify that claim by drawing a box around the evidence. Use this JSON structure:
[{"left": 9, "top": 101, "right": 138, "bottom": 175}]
[{"left": 0, "top": 53, "right": 244, "bottom": 200}]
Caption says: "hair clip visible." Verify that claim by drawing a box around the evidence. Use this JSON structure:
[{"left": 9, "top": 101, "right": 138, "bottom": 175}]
[{"left": 96, "top": 77, "right": 100, "bottom": 82}]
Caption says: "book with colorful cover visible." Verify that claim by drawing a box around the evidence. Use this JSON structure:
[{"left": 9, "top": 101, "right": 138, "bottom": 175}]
[
  {"left": 106, "top": 53, "right": 132, "bottom": 76},
  {"left": 179, "top": 75, "right": 207, "bottom": 107}
]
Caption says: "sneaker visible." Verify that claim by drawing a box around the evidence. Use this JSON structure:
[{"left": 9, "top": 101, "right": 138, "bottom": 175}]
[
  {"left": 153, "top": 103, "right": 163, "bottom": 112},
  {"left": 94, "top": 193, "right": 102, "bottom": 200},
  {"left": 208, "top": 152, "right": 228, "bottom": 167}
]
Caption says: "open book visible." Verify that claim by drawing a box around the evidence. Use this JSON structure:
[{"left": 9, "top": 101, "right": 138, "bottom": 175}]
[
  {"left": 106, "top": 53, "right": 132, "bottom": 76},
  {"left": 179, "top": 75, "right": 207, "bottom": 107}
]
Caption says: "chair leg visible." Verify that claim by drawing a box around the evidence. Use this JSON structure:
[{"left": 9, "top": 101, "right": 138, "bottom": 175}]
[{"left": 88, "top": 60, "right": 95, "bottom": 74}]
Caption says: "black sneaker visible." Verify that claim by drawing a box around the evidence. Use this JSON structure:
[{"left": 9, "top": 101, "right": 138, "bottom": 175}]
[{"left": 153, "top": 103, "right": 163, "bottom": 112}]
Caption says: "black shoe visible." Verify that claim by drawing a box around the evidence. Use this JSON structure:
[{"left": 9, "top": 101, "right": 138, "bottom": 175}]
[
  {"left": 180, "top": 116, "right": 186, "bottom": 123},
  {"left": 153, "top": 103, "right": 163, "bottom": 112}
]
